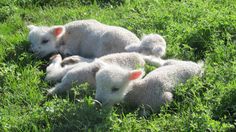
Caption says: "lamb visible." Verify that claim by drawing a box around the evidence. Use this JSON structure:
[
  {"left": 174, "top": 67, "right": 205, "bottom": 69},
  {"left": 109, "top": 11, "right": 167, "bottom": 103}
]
[
  {"left": 46, "top": 52, "right": 146, "bottom": 95},
  {"left": 27, "top": 19, "right": 140, "bottom": 58},
  {"left": 125, "top": 34, "right": 166, "bottom": 58},
  {"left": 95, "top": 60, "right": 203, "bottom": 112}
]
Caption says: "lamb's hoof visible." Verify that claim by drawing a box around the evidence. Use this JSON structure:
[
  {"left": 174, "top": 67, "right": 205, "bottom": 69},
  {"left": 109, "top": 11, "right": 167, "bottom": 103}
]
[
  {"left": 46, "top": 88, "right": 56, "bottom": 96},
  {"left": 61, "top": 58, "right": 79, "bottom": 67},
  {"left": 49, "top": 54, "right": 62, "bottom": 62},
  {"left": 138, "top": 105, "right": 154, "bottom": 117},
  {"left": 94, "top": 100, "right": 103, "bottom": 109}
]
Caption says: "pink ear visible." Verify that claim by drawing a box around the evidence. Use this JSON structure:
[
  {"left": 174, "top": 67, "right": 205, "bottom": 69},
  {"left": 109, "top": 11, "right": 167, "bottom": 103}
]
[
  {"left": 129, "top": 70, "right": 143, "bottom": 80},
  {"left": 53, "top": 27, "right": 64, "bottom": 37}
]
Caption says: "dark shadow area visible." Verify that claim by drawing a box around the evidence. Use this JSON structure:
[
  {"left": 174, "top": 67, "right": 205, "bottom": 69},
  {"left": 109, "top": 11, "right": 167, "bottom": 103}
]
[
  {"left": 213, "top": 89, "right": 236, "bottom": 128},
  {"left": 9, "top": 98, "right": 113, "bottom": 131},
  {"left": 182, "top": 28, "right": 212, "bottom": 60},
  {"left": 3, "top": 40, "right": 51, "bottom": 71},
  {"left": 48, "top": 101, "right": 112, "bottom": 131},
  {"left": 80, "top": 0, "right": 125, "bottom": 7},
  {"left": 38, "top": 86, "right": 113, "bottom": 131},
  {"left": 14, "top": 0, "right": 125, "bottom": 8},
  {"left": 161, "top": 77, "right": 208, "bottom": 115},
  {"left": 44, "top": 82, "right": 159, "bottom": 123},
  {"left": 2, "top": 40, "right": 51, "bottom": 94}
]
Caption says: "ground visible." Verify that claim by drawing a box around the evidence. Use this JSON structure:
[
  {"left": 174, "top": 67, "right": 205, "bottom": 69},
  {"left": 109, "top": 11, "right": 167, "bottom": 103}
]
[{"left": 0, "top": 0, "right": 236, "bottom": 131}]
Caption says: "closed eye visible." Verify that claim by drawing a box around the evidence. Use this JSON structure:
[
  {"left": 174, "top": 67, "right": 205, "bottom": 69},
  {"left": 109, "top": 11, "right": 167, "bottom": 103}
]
[
  {"left": 111, "top": 87, "right": 119, "bottom": 92},
  {"left": 41, "top": 39, "right": 49, "bottom": 44}
]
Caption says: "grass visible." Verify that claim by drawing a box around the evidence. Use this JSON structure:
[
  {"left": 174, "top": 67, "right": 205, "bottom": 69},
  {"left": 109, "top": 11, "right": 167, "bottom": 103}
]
[{"left": 0, "top": 0, "right": 236, "bottom": 131}]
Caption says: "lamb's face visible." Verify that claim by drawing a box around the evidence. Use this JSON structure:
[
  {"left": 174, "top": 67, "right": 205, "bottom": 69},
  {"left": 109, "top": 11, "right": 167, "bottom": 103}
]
[
  {"left": 95, "top": 66, "right": 130, "bottom": 107},
  {"left": 139, "top": 41, "right": 157, "bottom": 55},
  {"left": 27, "top": 25, "right": 65, "bottom": 58},
  {"left": 95, "top": 66, "right": 144, "bottom": 107},
  {"left": 140, "top": 34, "right": 166, "bottom": 57}
]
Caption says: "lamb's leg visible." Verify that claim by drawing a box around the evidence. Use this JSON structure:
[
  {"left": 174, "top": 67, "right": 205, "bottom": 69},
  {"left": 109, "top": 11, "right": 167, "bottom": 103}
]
[
  {"left": 61, "top": 55, "right": 93, "bottom": 67},
  {"left": 46, "top": 55, "right": 86, "bottom": 83},
  {"left": 47, "top": 81, "right": 72, "bottom": 95},
  {"left": 139, "top": 105, "right": 153, "bottom": 117},
  {"left": 45, "top": 54, "right": 63, "bottom": 82},
  {"left": 47, "top": 63, "right": 95, "bottom": 95},
  {"left": 143, "top": 55, "right": 165, "bottom": 67},
  {"left": 47, "top": 75, "right": 73, "bottom": 95}
]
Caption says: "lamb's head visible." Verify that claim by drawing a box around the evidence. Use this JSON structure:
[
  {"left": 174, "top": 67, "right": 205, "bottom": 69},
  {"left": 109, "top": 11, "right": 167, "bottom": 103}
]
[
  {"left": 140, "top": 34, "right": 166, "bottom": 57},
  {"left": 95, "top": 65, "right": 144, "bottom": 107},
  {"left": 27, "top": 25, "right": 65, "bottom": 58},
  {"left": 125, "top": 34, "right": 166, "bottom": 57}
]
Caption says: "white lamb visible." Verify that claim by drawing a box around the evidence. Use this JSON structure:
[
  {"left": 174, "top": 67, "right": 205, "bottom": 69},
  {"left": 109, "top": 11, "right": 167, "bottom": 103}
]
[
  {"left": 95, "top": 60, "right": 203, "bottom": 112},
  {"left": 47, "top": 52, "right": 146, "bottom": 95},
  {"left": 27, "top": 19, "right": 140, "bottom": 58},
  {"left": 125, "top": 34, "right": 166, "bottom": 58}
]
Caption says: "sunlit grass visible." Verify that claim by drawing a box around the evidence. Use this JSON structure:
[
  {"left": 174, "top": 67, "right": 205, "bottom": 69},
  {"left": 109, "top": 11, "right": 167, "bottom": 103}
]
[{"left": 0, "top": 0, "right": 236, "bottom": 131}]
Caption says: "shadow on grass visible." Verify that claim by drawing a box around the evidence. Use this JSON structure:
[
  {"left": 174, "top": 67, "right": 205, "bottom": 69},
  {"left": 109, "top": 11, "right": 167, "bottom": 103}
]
[
  {"left": 213, "top": 89, "right": 236, "bottom": 129},
  {"left": 3, "top": 40, "right": 49, "bottom": 71},
  {"left": 182, "top": 28, "right": 212, "bottom": 60},
  {"left": 49, "top": 100, "right": 113, "bottom": 131},
  {"left": 13, "top": 0, "right": 125, "bottom": 8}
]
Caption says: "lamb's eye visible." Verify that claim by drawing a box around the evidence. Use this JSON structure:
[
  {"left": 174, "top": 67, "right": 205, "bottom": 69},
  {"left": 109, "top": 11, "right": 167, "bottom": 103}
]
[
  {"left": 41, "top": 39, "right": 49, "bottom": 44},
  {"left": 111, "top": 87, "right": 119, "bottom": 92}
]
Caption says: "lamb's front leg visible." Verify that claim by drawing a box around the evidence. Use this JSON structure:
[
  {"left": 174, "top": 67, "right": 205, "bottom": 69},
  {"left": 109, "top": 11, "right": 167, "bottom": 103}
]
[
  {"left": 47, "top": 80, "right": 72, "bottom": 95},
  {"left": 60, "top": 55, "right": 93, "bottom": 67},
  {"left": 47, "top": 73, "right": 74, "bottom": 95},
  {"left": 45, "top": 54, "right": 63, "bottom": 82},
  {"left": 45, "top": 54, "right": 81, "bottom": 83},
  {"left": 47, "top": 64, "right": 95, "bottom": 95},
  {"left": 143, "top": 55, "right": 165, "bottom": 67}
]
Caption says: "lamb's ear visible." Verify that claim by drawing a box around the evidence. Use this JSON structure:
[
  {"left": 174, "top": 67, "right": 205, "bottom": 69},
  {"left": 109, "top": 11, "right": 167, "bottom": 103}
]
[
  {"left": 128, "top": 70, "right": 144, "bottom": 80},
  {"left": 27, "top": 25, "right": 37, "bottom": 31},
  {"left": 51, "top": 26, "right": 65, "bottom": 38}
]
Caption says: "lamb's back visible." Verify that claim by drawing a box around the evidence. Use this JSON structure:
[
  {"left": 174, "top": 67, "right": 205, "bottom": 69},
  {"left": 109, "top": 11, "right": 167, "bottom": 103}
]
[
  {"left": 100, "top": 52, "right": 145, "bottom": 70},
  {"left": 125, "top": 61, "right": 202, "bottom": 111}
]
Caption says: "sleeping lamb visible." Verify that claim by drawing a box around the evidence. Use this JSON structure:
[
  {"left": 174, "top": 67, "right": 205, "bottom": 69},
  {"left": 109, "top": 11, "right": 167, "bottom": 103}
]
[
  {"left": 46, "top": 52, "right": 146, "bottom": 95},
  {"left": 45, "top": 52, "right": 196, "bottom": 84},
  {"left": 95, "top": 60, "right": 203, "bottom": 112},
  {"left": 27, "top": 19, "right": 140, "bottom": 58}
]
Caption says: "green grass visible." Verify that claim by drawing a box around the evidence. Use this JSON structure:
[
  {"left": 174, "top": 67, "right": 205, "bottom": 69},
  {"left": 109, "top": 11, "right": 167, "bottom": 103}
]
[{"left": 0, "top": 0, "right": 236, "bottom": 131}]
